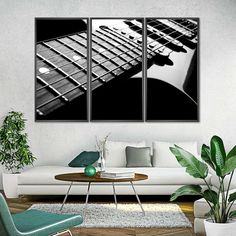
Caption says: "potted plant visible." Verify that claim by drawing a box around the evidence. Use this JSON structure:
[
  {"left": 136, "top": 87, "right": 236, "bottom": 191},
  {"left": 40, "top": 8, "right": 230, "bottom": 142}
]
[
  {"left": 0, "top": 111, "right": 36, "bottom": 198},
  {"left": 169, "top": 135, "right": 236, "bottom": 236}
]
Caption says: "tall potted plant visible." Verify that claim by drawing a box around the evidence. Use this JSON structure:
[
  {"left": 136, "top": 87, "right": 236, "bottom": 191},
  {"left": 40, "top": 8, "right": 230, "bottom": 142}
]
[
  {"left": 169, "top": 135, "right": 236, "bottom": 236},
  {"left": 0, "top": 111, "right": 36, "bottom": 198}
]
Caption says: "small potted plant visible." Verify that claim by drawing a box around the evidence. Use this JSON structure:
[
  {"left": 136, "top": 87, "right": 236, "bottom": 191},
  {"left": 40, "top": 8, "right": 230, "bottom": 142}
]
[
  {"left": 0, "top": 111, "right": 36, "bottom": 198},
  {"left": 169, "top": 135, "right": 236, "bottom": 236}
]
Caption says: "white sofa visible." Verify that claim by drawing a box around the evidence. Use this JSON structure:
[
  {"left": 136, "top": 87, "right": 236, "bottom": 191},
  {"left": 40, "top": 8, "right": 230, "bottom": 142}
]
[{"left": 14, "top": 140, "right": 212, "bottom": 197}]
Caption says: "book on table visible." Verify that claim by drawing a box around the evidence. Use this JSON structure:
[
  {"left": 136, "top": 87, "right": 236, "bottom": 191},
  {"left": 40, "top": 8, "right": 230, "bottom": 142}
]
[{"left": 100, "top": 171, "right": 135, "bottom": 179}]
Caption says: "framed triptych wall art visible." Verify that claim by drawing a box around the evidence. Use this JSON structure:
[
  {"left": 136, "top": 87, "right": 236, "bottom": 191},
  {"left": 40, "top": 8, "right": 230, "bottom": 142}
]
[{"left": 35, "top": 18, "right": 199, "bottom": 122}]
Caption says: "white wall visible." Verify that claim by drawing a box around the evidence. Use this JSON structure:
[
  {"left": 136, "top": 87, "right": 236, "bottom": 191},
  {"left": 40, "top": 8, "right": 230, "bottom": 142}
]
[{"left": 0, "top": 0, "right": 236, "bottom": 189}]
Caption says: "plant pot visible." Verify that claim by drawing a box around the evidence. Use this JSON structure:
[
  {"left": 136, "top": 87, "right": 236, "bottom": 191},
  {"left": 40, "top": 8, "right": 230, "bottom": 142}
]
[
  {"left": 204, "top": 219, "right": 236, "bottom": 236},
  {"left": 2, "top": 173, "right": 20, "bottom": 198}
]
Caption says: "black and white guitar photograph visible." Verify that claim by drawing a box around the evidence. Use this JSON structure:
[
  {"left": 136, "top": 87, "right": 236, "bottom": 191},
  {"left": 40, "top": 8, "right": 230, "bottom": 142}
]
[{"left": 35, "top": 18, "right": 199, "bottom": 121}]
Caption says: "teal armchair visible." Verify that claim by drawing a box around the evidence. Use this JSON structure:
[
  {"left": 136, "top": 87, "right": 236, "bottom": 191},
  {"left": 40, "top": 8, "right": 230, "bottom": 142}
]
[{"left": 0, "top": 193, "right": 83, "bottom": 236}]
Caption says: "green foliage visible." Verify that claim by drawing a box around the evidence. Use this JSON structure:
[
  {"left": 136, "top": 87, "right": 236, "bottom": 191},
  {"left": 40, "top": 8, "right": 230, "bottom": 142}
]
[
  {"left": 228, "top": 192, "right": 236, "bottom": 203},
  {"left": 203, "top": 190, "right": 218, "bottom": 205},
  {"left": 222, "top": 157, "right": 236, "bottom": 176},
  {"left": 210, "top": 136, "right": 226, "bottom": 176},
  {"left": 226, "top": 145, "right": 236, "bottom": 160},
  {"left": 229, "top": 210, "right": 236, "bottom": 219},
  {"left": 170, "top": 185, "right": 202, "bottom": 201},
  {"left": 201, "top": 144, "right": 215, "bottom": 170},
  {"left": 170, "top": 146, "right": 208, "bottom": 179},
  {"left": 169, "top": 135, "right": 236, "bottom": 223},
  {"left": 0, "top": 111, "right": 36, "bottom": 173}
]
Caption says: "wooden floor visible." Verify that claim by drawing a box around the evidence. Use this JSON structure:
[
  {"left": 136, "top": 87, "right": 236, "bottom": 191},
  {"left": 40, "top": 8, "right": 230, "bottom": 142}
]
[{"left": 5, "top": 194, "right": 197, "bottom": 236}]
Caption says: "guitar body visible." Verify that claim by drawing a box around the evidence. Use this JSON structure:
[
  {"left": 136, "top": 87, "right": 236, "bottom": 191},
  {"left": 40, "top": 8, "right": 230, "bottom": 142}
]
[{"left": 35, "top": 18, "right": 198, "bottom": 121}]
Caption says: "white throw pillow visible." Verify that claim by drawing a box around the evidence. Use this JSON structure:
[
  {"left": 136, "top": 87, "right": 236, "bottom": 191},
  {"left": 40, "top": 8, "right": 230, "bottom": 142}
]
[
  {"left": 152, "top": 141, "right": 198, "bottom": 168},
  {"left": 105, "top": 141, "right": 146, "bottom": 167}
]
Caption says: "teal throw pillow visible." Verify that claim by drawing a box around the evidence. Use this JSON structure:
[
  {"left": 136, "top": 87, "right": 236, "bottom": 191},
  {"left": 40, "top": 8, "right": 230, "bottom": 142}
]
[{"left": 68, "top": 151, "right": 99, "bottom": 167}]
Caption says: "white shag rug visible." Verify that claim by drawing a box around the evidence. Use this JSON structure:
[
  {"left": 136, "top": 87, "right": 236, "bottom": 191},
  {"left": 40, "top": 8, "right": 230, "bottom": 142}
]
[{"left": 30, "top": 203, "right": 191, "bottom": 228}]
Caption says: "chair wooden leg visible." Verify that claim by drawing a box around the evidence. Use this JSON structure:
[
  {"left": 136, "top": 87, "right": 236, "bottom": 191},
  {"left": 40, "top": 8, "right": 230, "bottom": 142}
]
[
  {"left": 67, "top": 230, "right": 72, "bottom": 236},
  {"left": 53, "top": 229, "right": 72, "bottom": 236}
]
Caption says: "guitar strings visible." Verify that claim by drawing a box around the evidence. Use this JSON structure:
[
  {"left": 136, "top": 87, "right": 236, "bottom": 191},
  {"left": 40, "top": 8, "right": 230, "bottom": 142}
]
[
  {"left": 36, "top": 21, "right": 197, "bottom": 111},
  {"left": 167, "top": 19, "right": 197, "bottom": 34},
  {"left": 36, "top": 19, "right": 142, "bottom": 54},
  {"left": 36, "top": 18, "right": 189, "bottom": 63},
  {"left": 92, "top": 21, "right": 197, "bottom": 80},
  {"left": 36, "top": 20, "right": 196, "bottom": 95},
  {"left": 36, "top": 19, "right": 195, "bottom": 93},
  {"left": 36, "top": 19, "right": 159, "bottom": 82},
  {"left": 37, "top": 41, "right": 197, "bottom": 112},
  {"left": 36, "top": 17, "right": 192, "bottom": 67},
  {"left": 36, "top": 18, "right": 195, "bottom": 56},
  {"left": 154, "top": 19, "right": 196, "bottom": 35},
  {"left": 36, "top": 18, "right": 149, "bottom": 54},
  {"left": 37, "top": 52, "right": 143, "bottom": 110},
  {"left": 37, "top": 19, "right": 196, "bottom": 78},
  {"left": 36, "top": 18, "right": 160, "bottom": 66},
  {"left": 37, "top": 43, "right": 142, "bottom": 92},
  {"left": 37, "top": 19, "right": 196, "bottom": 85}
]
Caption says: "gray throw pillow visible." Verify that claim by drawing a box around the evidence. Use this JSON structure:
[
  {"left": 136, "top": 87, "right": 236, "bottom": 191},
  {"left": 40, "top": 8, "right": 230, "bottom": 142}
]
[{"left": 126, "top": 146, "right": 152, "bottom": 167}]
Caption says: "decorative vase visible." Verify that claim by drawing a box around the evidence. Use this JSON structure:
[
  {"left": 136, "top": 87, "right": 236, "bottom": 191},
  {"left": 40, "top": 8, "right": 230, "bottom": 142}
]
[
  {"left": 97, "top": 151, "right": 105, "bottom": 173},
  {"left": 204, "top": 219, "right": 236, "bottom": 236},
  {"left": 2, "top": 173, "right": 20, "bottom": 198},
  {"left": 84, "top": 165, "right": 96, "bottom": 177}
]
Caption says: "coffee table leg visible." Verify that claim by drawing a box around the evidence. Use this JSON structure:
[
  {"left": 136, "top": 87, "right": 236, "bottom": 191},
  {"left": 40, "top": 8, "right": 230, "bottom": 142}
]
[
  {"left": 60, "top": 181, "right": 73, "bottom": 211},
  {"left": 84, "top": 182, "right": 91, "bottom": 217},
  {"left": 112, "top": 182, "right": 118, "bottom": 210},
  {"left": 130, "top": 181, "right": 145, "bottom": 216}
]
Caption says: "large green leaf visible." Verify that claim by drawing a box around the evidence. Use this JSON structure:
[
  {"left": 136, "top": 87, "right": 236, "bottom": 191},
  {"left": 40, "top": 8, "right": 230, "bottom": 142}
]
[
  {"left": 210, "top": 136, "right": 226, "bottom": 176},
  {"left": 229, "top": 210, "right": 236, "bottom": 219},
  {"left": 228, "top": 192, "right": 236, "bottom": 202},
  {"left": 170, "top": 185, "right": 202, "bottom": 201},
  {"left": 201, "top": 144, "right": 215, "bottom": 170},
  {"left": 222, "top": 156, "right": 236, "bottom": 176},
  {"left": 170, "top": 146, "right": 208, "bottom": 179},
  {"left": 203, "top": 189, "right": 218, "bottom": 205},
  {"left": 227, "top": 146, "right": 236, "bottom": 160}
]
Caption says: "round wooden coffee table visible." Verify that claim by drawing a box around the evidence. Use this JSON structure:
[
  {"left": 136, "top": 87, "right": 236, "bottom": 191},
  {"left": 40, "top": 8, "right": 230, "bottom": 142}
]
[{"left": 55, "top": 172, "right": 148, "bottom": 216}]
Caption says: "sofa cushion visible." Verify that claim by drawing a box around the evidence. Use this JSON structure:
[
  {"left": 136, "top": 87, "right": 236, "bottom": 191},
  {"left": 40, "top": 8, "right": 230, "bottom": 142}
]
[
  {"left": 18, "top": 166, "right": 85, "bottom": 185},
  {"left": 18, "top": 166, "right": 211, "bottom": 186},
  {"left": 126, "top": 146, "right": 152, "bottom": 167},
  {"left": 152, "top": 141, "right": 198, "bottom": 168},
  {"left": 104, "top": 141, "right": 146, "bottom": 167},
  {"left": 68, "top": 151, "right": 99, "bottom": 167}
]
